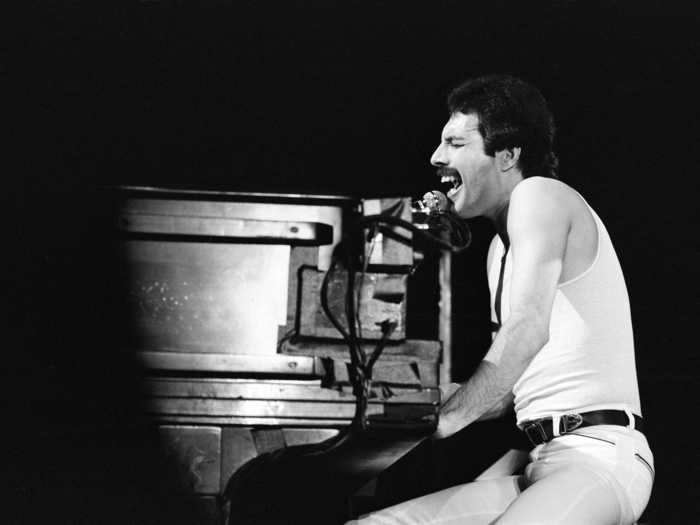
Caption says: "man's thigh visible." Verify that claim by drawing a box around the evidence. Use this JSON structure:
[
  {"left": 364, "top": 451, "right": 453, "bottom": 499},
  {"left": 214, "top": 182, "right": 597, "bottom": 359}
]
[
  {"left": 349, "top": 475, "right": 522, "bottom": 525},
  {"left": 496, "top": 466, "right": 623, "bottom": 525}
]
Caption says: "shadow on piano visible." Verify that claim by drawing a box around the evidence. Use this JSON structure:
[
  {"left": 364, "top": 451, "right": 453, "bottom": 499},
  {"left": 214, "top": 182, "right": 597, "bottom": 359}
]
[{"left": 223, "top": 413, "right": 530, "bottom": 524}]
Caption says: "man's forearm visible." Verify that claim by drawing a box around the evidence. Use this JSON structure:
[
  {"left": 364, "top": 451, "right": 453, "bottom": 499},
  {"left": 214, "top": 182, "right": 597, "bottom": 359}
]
[
  {"left": 436, "top": 315, "right": 547, "bottom": 438},
  {"left": 477, "top": 392, "right": 515, "bottom": 422}
]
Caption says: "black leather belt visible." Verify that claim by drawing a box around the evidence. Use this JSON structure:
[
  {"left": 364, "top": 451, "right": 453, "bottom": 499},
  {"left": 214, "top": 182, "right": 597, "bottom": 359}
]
[{"left": 522, "top": 410, "right": 644, "bottom": 446}]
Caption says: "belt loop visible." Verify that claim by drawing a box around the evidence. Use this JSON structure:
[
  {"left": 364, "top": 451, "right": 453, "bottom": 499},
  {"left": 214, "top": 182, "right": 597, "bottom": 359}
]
[
  {"left": 551, "top": 414, "right": 561, "bottom": 437},
  {"left": 624, "top": 408, "right": 635, "bottom": 430}
]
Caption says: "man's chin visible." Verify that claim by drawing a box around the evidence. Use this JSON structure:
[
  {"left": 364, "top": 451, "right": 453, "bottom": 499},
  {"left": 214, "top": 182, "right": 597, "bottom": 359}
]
[
  {"left": 454, "top": 209, "right": 475, "bottom": 220},
  {"left": 448, "top": 189, "right": 471, "bottom": 218}
]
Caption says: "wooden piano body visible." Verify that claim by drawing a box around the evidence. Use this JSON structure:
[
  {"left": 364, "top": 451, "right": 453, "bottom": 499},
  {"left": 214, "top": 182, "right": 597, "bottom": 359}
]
[{"left": 113, "top": 187, "right": 447, "bottom": 523}]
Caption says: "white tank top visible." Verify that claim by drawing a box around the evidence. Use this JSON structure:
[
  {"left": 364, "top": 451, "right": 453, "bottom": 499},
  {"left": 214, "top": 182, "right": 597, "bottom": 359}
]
[{"left": 487, "top": 196, "right": 642, "bottom": 427}]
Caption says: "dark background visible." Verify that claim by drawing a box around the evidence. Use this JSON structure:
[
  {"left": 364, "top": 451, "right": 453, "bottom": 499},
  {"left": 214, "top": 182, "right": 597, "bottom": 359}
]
[{"left": 5, "top": 1, "right": 699, "bottom": 522}]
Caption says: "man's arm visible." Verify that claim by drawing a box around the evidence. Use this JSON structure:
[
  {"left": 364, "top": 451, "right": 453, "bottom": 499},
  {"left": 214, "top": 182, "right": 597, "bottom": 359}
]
[
  {"left": 435, "top": 178, "right": 571, "bottom": 439},
  {"left": 440, "top": 383, "right": 513, "bottom": 421},
  {"left": 478, "top": 391, "right": 515, "bottom": 421}
]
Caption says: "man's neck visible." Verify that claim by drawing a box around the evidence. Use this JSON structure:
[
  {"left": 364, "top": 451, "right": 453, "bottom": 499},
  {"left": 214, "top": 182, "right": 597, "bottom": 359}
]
[{"left": 486, "top": 173, "right": 524, "bottom": 247}]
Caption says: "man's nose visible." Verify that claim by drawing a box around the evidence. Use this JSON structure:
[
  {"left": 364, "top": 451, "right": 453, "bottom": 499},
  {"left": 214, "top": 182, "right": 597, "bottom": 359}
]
[{"left": 430, "top": 144, "right": 446, "bottom": 167}]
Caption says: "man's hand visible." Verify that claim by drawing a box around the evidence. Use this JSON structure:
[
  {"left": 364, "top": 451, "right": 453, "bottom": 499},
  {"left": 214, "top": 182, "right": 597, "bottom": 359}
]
[
  {"left": 439, "top": 382, "right": 461, "bottom": 406},
  {"left": 434, "top": 382, "right": 464, "bottom": 439},
  {"left": 433, "top": 409, "right": 464, "bottom": 440},
  {"left": 435, "top": 386, "right": 515, "bottom": 439}
]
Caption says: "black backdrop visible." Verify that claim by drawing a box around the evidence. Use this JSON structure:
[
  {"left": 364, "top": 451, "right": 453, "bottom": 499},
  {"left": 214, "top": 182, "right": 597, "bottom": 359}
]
[{"left": 6, "top": 1, "right": 700, "bottom": 522}]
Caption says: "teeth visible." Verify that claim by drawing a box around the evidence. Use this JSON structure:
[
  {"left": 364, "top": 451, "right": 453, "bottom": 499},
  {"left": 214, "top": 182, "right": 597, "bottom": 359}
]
[{"left": 440, "top": 174, "right": 462, "bottom": 189}]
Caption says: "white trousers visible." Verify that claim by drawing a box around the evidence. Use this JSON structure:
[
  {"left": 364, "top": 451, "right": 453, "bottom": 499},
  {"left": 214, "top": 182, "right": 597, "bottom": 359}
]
[{"left": 348, "top": 426, "right": 654, "bottom": 525}]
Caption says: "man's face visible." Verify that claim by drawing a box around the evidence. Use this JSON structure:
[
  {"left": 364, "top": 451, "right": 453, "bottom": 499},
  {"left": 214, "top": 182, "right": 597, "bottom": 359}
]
[{"left": 430, "top": 112, "right": 499, "bottom": 219}]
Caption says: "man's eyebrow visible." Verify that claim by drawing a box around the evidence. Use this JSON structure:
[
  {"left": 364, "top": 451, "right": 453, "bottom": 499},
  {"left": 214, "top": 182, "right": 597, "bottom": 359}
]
[{"left": 442, "top": 128, "right": 479, "bottom": 142}]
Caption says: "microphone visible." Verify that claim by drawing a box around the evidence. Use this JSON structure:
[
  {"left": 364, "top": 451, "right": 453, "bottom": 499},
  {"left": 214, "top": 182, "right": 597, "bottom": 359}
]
[
  {"left": 412, "top": 189, "right": 471, "bottom": 251},
  {"left": 417, "top": 190, "right": 452, "bottom": 215}
]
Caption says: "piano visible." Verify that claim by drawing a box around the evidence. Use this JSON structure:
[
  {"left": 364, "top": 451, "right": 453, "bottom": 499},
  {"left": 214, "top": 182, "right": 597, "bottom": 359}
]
[{"left": 112, "top": 187, "right": 457, "bottom": 523}]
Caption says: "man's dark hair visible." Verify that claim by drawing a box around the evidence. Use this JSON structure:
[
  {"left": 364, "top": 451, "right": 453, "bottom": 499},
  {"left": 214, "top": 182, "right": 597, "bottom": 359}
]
[{"left": 447, "top": 75, "right": 559, "bottom": 179}]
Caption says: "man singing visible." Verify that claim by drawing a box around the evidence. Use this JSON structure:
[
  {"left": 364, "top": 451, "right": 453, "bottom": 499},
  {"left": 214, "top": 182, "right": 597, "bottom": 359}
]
[{"left": 351, "top": 75, "right": 653, "bottom": 524}]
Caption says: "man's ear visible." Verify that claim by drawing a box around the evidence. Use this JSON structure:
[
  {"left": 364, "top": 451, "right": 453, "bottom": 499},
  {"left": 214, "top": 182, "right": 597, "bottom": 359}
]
[{"left": 496, "top": 147, "right": 521, "bottom": 172}]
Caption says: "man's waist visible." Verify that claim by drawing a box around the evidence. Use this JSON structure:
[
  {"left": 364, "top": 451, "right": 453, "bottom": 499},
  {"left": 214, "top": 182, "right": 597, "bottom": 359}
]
[
  {"left": 521, "top": 409, "right": 643, "bottom": 446},
  {"left": 513, "top": 380, "right": 642, "bottom": 427}
]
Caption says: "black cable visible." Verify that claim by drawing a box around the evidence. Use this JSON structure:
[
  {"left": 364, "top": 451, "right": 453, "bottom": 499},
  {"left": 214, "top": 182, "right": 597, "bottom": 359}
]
[
  {"left": 343, "top": 244, "right": 365, "bottom": 365},
  {"left": 319, "top": 208, "right": 471, "bottom": 431},
  {"left": 367, "top": 320, "right": 397, "bottom": 374},
  {"left": 320, "top": 254, "right": 353, "bottom": 347},
  {"left": 359, "top": 213, "right": 471, "bottom": 253},
  {"left": 356, "top": 223, "right": 379, "bottom": 341}
]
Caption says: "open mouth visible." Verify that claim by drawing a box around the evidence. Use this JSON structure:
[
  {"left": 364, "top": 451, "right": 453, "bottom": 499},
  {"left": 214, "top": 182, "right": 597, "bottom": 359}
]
[{"left": 438, "top": 169, "right": 463, "bottom": 196}]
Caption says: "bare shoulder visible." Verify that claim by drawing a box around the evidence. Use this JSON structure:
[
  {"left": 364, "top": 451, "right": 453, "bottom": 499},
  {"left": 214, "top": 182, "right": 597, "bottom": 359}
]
[
  {"left": 509, "top": 177, "right": 598, "bottom": 282},
  {"left": 508, "top": 176, "right": 577, "bottom": 229},
  {"left": 510, "top": 176, "right": 578, "bottom": 205}
]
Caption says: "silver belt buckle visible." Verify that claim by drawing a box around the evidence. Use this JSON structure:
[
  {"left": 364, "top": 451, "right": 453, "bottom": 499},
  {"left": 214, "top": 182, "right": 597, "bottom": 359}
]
[{"left": 560, "top": 413, "right": 583, "bottom": 434}]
